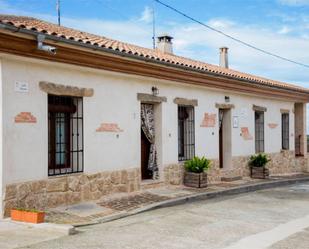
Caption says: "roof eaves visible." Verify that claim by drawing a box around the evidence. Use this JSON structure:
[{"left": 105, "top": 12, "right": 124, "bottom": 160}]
[{"left": 0, "top": 20, "right": 308, "bottom": 95}]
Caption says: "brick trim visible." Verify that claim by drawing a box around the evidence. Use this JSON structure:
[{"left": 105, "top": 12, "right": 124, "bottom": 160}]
[
  {"left": 96, "top": 123, "right": 123, "bottom": 132},
  {"left": 268, "top": 123, "right": 278, "bottom": 129},
  {"left": 14, "top": 112, "right": 37, "bottom": 123}
]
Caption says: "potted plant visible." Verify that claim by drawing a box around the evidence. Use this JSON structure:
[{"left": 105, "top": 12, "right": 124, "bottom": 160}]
[
  {"left": 249, "top": 153, "right": 270, "bottom": 179},
  {"left": 184, "top": 156, "right": 211, "bottom": 188},
  {"left": 11, "top": 208, "right": 45, "bottom": 224}
]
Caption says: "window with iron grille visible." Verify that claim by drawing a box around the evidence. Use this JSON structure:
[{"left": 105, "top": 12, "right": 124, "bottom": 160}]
[
  {"left": 282, "top": 113, "right": 289, "bottom": 150},
  {"left": 178, "top": 105, "right": 195, "bottom": 161},
  {"left": 48, "top": 95, "right": 84, "bottom": 176},
  {"left": 255, "top": 111, "right": 264, "bottom": 153}
]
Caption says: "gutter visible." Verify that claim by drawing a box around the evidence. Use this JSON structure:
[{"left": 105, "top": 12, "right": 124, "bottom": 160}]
[{"left": 0, "top": 22, "right": 308, "bottom": 96}]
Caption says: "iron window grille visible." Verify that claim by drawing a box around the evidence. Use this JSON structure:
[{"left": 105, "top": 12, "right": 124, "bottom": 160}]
[
  {"left": 48, "top": 95, "right": 84, "bottom": 176},
  {"left": 295, "top": 135, "right": 303, "bottom": 156},
  {"left": 255, "top": 111, "right": 264, "bottom": 153},
  {"left": 178, "top": 105, "right": 195, "bottom": 161},
  {"left": 281, "top": 113, "right": 289, "bottom": 150}
]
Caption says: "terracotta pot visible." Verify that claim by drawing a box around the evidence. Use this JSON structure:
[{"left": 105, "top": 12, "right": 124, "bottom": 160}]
[
  {"left": 184, "top": 171, "right": 208, "bottom": 188},
  {"left": 11, "top": 209, "right": 45, "bottom": 224},
  {"left": 10, "top": 209, "right": 23, "bottom": 221}
]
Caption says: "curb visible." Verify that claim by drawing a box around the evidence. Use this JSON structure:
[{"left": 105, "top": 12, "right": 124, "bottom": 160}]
[
  {"left": 6, "top": 219, "right": 76, "bottom": 235},
  {"left": 35, "top": 223, "right": 76, "bottom": 235},
  {"left": 75, "top": 176, "right": 309, "bottom": 227}
]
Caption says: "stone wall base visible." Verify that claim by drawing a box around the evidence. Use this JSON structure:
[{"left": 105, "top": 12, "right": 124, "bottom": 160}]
[
  {"left": 3, "top": 168, "right": 140, "bottom": 217},
  {"left": 164, "top": 151, "right": 308, "bottom": 185},
  {"left": 3, "top": 151, "right": 307, "bottom": 217}
]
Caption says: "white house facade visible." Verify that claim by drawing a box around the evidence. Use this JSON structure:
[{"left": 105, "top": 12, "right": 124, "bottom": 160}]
[{"left": 0, "top": 15, "right": 308, "bottom": 217}]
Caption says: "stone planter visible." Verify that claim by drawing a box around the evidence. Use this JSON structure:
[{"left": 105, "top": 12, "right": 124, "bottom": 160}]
[
  {"left": 11, "top": 209, "right": 45, "bottom": 224},
  {"left": 250, "top": 166, "right": 269, "bottom": 179},
  {"left": 184, "top": 171, "right": 208, "bottom": 188}
]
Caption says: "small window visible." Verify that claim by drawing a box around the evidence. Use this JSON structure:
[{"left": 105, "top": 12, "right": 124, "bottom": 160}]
[
  {"left": 282, "top": 113, "right": 289, "bottom": 150},
  {"left": 48, "top": 95, "right": 83, "bottom": 176},
  {"left": 255, "top": 111, "right": 264, "bottom": 153},
  {"left": 178, "top": 105, "right": 195, "bottom": 161}
]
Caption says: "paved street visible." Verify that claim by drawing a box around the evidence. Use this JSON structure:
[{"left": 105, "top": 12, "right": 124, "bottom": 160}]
[{"left": 18, "top": 182, "right": 309, "bottom": 249}]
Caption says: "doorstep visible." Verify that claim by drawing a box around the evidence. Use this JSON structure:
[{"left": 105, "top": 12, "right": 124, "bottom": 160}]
[
  {"left": 44, "top": 173, "right": 309, "bottom": 227},
  {"left": 140, "top": 179, "right": 165, "bottom": 190}
]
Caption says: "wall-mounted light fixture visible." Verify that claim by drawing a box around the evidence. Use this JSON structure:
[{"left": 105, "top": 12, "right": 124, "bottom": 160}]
[
  {"left": 225, "top": 96, "right": 230, "bottom": 103},
  {"left": 152, "top": 86, "right": 159, "bottom": 96},
  {"left": 37, "top": 34, "right": 57, "bottom": 55}
]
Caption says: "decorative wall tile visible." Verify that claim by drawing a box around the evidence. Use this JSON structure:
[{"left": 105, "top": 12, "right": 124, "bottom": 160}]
[
  {"left": 14, "top": 112, "right": 37, "bottom": 123},
  {"left": 241, "top": 127, "right": 253, "bottom": 140},
  {"left": 268, "top": 123, "right": 278, "bottom": 129},
  {"left": 200, "top": 113, "right": 216, "bottom": 127},
  {"left": 96, "top": 123, "right": 123, "bottom": 132}
]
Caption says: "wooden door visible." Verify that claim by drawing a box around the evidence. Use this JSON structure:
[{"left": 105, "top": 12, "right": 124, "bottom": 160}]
[{"left": 141, "top": 129, "right": 152, "bottom": 180}]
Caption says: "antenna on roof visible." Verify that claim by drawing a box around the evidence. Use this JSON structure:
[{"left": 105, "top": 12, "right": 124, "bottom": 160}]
[
  {"left": 152, "top": 5, "right": 156, "bottom": 49},
  {"left": 56, "top": 0, "right": 61, "bottom": 26}
]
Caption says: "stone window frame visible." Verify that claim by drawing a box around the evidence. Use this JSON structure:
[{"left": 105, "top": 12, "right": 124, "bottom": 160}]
[
  {"left": 48, "top": 95, "right": 84, "bottom": 176},
  {"left": 39, "top": 81, "right": 94, "bottom": 97},
  {"left": 174, "top": 98, "right": 196, "bottom": 162},
  {"left": 137, "top": 93, "right": 167, "bottom": 104},
  {"left": 252, "top": 104, "right": 267, "bottom": 112},
  {"left": 174, "top": 97, "right": 198, "bottom": 107},
  {"left": 255, "top": 110, "right": 265, "bottom": 153},
  {"left": 215, "top": 103, "right": 235, "bottom": 109}
]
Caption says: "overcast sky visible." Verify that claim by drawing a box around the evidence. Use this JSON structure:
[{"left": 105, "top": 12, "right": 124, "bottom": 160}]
[{"left": 1, "top": 0, "right": 309, "bottom": 129}]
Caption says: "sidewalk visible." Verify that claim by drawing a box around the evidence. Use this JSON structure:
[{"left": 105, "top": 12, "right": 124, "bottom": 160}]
[
  {"left": 44, "top": 173, "right": 309, "bottom": 227},
  {"left": 0, "top": 219, "right": 74, "bottom": 249}
]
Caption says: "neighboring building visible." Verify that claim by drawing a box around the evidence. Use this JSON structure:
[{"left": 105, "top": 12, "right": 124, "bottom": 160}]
[{"left": 0, "top": 15, "right": 308, "bottom": 217}]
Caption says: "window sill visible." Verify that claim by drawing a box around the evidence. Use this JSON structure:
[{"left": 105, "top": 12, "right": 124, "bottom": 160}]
[{"left": 48, "top": 171, "right": 84, "bottom": 179}]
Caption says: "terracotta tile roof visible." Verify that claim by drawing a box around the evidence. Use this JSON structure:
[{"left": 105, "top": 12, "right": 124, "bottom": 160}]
[{"left": 0, "top": 14, "right": 308, "bottom": 93}]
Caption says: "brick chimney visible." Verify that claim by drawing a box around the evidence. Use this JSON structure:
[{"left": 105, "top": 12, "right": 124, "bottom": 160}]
[
  {"left": 219, "top": 47, "right": 229, "bottom": 68},
  {"left": 157, "top": 34, "right": 173, "bottom": 54}
]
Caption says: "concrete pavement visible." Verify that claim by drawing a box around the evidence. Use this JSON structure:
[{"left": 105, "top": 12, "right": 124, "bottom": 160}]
[
  {"left": 44, "top": 175, "right": 309, "bottom": 227},
  {"left": 16, "top": 182, "right": 309, "bottom": 249},
  {"left": 0, "top": 220, "right": 74, "bottom": 249}
]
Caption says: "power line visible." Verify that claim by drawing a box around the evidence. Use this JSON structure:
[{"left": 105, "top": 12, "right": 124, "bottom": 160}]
[{"left": 154, "top": 0, "right": 309, "bottom": 69}]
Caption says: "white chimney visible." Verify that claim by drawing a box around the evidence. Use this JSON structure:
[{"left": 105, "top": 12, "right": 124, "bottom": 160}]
[
  {"left": 219, "top": 47, "right": 229, "bottom": 68},
  {"left": 156, "top": 34, "right": 173, "bottom": 54}
]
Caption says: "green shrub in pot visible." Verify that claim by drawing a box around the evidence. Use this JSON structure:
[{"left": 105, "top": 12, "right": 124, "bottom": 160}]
[
  {"left": 184, "top": 156, "right": 211, "bottom": 173},
  {"left": 249, "top": 153, "right": 270, "bottom": 168}
]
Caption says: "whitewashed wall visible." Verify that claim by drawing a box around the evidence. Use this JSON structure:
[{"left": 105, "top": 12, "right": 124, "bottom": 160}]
[
  {"left": 0, "top": 54, "right": 295, "bottom": 186},
  {"left": 0, "top": 59, "right": 3, "bottom": 216}
]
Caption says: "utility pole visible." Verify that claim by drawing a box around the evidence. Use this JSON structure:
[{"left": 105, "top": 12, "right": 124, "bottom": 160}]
[
  {"left": 152, "top": 6, "right": 156, "bottom": 49},
  {"left": 56, "top": 0, "right": 61, "bottom": 26}
]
